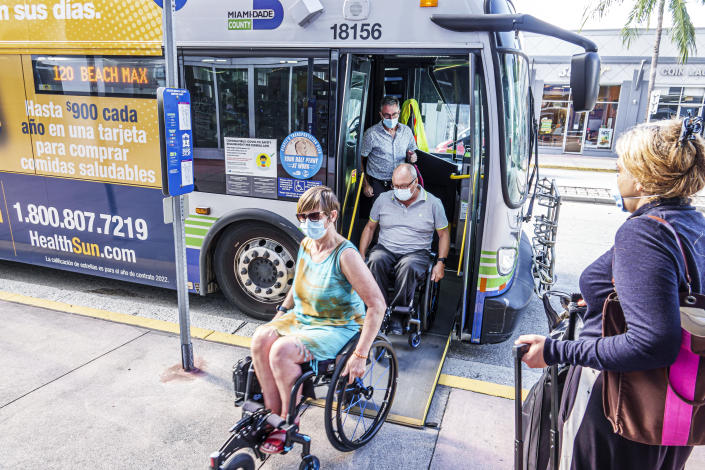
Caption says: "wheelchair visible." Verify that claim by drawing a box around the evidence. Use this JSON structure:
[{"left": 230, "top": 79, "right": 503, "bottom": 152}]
[
  {"left": 209, "top": 333, "right": 398, "bottom": 470},
  {"left": 381, "top": 251, "right": 441, "bottom": 349}
]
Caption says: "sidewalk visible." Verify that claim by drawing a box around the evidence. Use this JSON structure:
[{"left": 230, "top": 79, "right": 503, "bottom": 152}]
[
  {"left": 2, "top": 299, "right": 704, "bottom": 469},
  {"left": 538, "top": 153, "right": 705, "bottom": 209}
]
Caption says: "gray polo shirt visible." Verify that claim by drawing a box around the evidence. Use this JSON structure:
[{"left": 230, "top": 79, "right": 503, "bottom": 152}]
[
  {"left": 370, "top": 188, "right": 448, "bottom": 255},
  {"left": 361, "top": 121, "right": 417, "bottom": 181}
]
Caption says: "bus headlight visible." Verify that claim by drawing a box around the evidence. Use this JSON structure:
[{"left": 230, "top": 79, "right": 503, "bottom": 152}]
[{"left": 497, "top": 247, "right": 517, "bottom": 276}]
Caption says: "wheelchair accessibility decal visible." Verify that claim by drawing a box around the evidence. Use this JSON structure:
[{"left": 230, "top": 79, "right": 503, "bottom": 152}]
[
  {"left": 278, "top": 178, "right": 322, "bottom": 199},
  {"left": 280, "top": 131, "right": 323, "bottom": 180}
]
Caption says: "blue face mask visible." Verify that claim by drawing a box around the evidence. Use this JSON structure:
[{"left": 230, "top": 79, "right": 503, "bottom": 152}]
[
  {"left": 611, "top": 183, "right": 663, "bottom": 213},
  {"left": 382, "top": 117, "right": 398, "bottom": 129},
  {"left": 300, "top": 219, "right": 327, "bottom": 240},
  {"left": 611, "top": 185, "right": 629, "bottom": 213}
]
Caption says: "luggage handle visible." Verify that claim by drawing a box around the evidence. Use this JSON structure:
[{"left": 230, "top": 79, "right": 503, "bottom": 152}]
[{"left": 513, "top": 343, "right": 530, "bottom": 470}]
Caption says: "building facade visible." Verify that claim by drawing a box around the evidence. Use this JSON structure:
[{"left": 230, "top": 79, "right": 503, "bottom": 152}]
[{"left": 524, "top": 28, "right": 705, "bottom": 157}]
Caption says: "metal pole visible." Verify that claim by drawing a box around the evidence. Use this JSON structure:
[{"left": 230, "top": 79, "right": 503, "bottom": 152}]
[{"left": 163, "top": 0, "right": 193, "bottom": 371}]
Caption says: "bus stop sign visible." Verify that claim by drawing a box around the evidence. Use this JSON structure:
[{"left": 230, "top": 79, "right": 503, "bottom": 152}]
[{"left": 158, "top": 87, "right": 194, "bottom": 197}]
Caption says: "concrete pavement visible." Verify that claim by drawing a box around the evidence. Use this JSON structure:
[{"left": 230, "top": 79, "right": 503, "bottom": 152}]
[{"left": 3, "top": 299, "right": 705, "bottom": 469}]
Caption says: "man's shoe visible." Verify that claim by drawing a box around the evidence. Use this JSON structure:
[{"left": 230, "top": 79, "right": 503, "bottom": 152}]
[{"left": 389, "top": 316, "right": 403, "bottom": 335}]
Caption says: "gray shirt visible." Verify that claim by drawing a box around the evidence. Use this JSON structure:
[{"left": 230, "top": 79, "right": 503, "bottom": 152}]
[
  {"left": 361, "top": 121, "right": 417, "bottom": 181},
  {"left": 370, "top": 188, "right": 448, "bottom": 255}
]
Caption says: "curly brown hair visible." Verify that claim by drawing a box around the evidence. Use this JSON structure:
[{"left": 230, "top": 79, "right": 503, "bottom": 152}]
[{"left": 616, "top": 119, "right": 705, "bottom": 199}]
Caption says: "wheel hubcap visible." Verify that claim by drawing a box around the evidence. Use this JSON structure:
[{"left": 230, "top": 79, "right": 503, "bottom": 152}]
[{"left": 235, "top": 237, "right": 295, "bottom": 303}]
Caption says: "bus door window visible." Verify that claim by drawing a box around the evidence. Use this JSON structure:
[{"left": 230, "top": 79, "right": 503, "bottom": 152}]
[
  {"left": 498, "top": 53, "right": 531, "bottom": 207},
  {"left": 337, "top": 56, "right": 371, "bottom": 241},
  {"left": 184, "top": 56, "right": 330, "bottom": 198}
]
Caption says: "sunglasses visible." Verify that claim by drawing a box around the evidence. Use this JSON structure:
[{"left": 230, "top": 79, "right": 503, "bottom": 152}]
[{"left": 296, "top": 211, "right": 327, "bottom": 223}]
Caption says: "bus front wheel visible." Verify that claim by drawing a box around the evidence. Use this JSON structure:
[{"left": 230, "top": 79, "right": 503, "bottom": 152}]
[{"left": 214, "top": 223, "right": 298, "bottom": 321}]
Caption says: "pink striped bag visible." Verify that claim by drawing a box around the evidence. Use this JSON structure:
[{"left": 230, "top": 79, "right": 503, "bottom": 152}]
[{"left": 602, "top": 215, "right": 705, "bottom": 446}]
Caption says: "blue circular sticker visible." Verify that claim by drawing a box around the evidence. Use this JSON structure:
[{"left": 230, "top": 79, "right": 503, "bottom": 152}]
[
  {"left": 153, "top": 0, "right": 188, "bottom": 11},
  {"left": 279, "top": 132, "right": 323, "bottom": 180}
]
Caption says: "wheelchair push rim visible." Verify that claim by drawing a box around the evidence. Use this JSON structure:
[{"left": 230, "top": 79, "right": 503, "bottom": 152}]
[{"left": 324, "top": 337, "right": 398, "bottom": 451}]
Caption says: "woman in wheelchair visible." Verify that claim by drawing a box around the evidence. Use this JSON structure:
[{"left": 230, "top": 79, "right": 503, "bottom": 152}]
[{"left": 250, "top": 185, "right": 387, "bottom": 455}]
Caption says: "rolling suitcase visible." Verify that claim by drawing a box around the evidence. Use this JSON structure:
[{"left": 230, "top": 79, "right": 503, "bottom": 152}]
[{"left": 514, "top": 292, "right": 584, "bottom": 470}]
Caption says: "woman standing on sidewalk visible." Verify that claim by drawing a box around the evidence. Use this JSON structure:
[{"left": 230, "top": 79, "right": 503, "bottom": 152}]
[
  {"left": 249, "top": 185, "right": 386, "bottom": 455},
  {"left": 517, "top": 118, "right": 705, "bottom": 469}
]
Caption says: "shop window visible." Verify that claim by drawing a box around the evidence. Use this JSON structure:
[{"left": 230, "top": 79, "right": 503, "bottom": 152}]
[
  {"left": 539, "top": 100, "right": 569, "bottom": 148},
  {"left": 650, "top": 87, "right": 704, "bottom": 121},
  {"left": 184, "top": 57, "right": 329, "bottom": 197},
  {"left": 539, "top": 84, "right": 621, "bottom": 152}
]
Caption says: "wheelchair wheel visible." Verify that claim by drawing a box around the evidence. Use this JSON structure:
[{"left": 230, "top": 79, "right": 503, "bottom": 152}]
[
  {"left": 421, "top": 277, "right": 440, "bottom": 331},
  {"left": 222, "top": 452, "right": 255, "bottom": 470},
  {"left": 324, "top": 337, "right": 398, "bottom": 451},
  {"left": 299, "top": 455, "right": 320, "bottom": 470}
]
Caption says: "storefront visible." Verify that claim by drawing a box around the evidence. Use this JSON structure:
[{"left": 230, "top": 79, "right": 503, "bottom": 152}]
[{"left": 525, "top": 28, "right": 705, "bottom": 157}]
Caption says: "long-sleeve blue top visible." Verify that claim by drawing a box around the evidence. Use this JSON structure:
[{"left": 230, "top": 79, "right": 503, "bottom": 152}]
[{"left": 544, "top": 199, "right": 705, "bottom": 372}]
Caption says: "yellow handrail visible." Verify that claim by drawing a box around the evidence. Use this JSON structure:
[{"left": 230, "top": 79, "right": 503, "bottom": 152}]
[
  {"left": 450, "top": 173, "right": 471, "bottom": 180},
  {"left": 457, "top": 206, "right": 470, "bottom": 276},
  {"left": 340, "top": 171, "right": 354, "bottom": 228},
  {"left": 347, "top": 172, "right": 365, "bottom": 240}
]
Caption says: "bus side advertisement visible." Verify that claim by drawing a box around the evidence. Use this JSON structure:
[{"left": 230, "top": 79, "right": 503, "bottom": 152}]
[{"left": 0, "top": 53, "right": 177, "bottom": 289}]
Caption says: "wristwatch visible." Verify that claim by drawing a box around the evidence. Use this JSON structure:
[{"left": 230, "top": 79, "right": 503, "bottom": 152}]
[
  {"left": 437, "top": 257, "right": 447, "bottom": 265},
  {"left": 276, "top": 305, "right": 288, "bottom": 313}
]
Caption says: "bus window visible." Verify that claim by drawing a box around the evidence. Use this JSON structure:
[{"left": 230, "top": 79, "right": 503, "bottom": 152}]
[
  {"left": 184, "top": 56, "right": 330, "bottom": 197},
  {"left": 498, "top": 53, "right": 531, "bottom": 207}
]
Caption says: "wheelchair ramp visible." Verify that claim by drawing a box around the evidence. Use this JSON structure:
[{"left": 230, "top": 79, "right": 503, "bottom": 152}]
[{"left": 384, "top": 275, "right": 461, "bottom": 427}]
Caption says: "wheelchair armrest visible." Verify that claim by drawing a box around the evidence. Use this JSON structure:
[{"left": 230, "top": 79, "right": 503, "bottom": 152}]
[{"left": 392, "top": 306, "right": 413, "bottom": 314}]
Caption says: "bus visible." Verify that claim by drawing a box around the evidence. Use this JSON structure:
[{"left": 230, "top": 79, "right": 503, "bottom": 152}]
[{"left": 0, "top": 0, "right": 599, "bottom": 351}]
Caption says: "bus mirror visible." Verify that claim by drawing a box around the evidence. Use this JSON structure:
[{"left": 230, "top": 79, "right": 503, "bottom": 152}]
[{"left": 570, "top": 52, "right": 600, "bottom": 113}]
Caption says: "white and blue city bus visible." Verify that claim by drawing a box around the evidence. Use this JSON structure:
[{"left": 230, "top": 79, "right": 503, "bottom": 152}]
[{"left": 0, "top": 0, "right": 598, "bottom": 424}]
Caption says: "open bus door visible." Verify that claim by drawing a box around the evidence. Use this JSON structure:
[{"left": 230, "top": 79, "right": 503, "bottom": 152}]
[{"left": 337, "top": 54, "right": 371, "bottom": 240}]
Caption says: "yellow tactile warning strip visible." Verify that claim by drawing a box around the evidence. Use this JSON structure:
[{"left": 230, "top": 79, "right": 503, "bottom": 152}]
[
  {"left": 0, "top": 290, "right": 527, "bottom": 416},
  {"left": 438, "top": 374, "right": 529, "bottom": 401}
]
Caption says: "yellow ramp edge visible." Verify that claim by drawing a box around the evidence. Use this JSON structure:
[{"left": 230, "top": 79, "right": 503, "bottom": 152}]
[{"left": 438, "top": 374, "right": 529, "bottom": 401}]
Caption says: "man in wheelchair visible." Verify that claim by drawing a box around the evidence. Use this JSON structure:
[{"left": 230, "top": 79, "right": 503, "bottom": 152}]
[{"left": 359, "top": 163, "right": 450, "bottom": 339}]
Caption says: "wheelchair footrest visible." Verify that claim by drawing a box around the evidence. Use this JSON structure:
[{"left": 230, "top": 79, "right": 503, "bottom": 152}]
[{"left": 242, "top": 400, "right": 265, "bottom": 413}]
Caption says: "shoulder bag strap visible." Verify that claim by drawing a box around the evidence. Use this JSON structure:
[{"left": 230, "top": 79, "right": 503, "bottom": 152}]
[{"left": 645, "top": 214, "right": 693, "bottom": 295}]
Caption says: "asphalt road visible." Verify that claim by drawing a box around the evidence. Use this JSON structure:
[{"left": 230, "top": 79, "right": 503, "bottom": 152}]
[{"left": 0, "top": 200, "right": 628, "bottom": 389}]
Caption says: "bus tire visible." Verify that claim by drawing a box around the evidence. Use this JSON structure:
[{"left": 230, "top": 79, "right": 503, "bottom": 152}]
[{"left": 214, "top": 222, "right": 298, "bottom": 321}]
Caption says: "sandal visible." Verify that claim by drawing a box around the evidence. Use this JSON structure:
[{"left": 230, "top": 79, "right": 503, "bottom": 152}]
[
  {"left": 260, "top": 429, "right": 286, "bottom": 454},
  {"left": 260, "top": 417, "right": 300, "bottom": 455}
]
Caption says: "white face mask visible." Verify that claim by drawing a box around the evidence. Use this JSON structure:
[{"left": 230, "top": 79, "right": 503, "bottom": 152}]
[{"left": 394, "top": 188, "right": 413, "bottom": 201}]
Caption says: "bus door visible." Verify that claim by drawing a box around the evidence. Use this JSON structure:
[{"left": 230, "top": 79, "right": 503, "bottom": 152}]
[
  {"left": 457, "top": 52, "right": 486, "bottom": 338},
  {"left": 336, "top": 54, "right": 371, "bottom": 241}
]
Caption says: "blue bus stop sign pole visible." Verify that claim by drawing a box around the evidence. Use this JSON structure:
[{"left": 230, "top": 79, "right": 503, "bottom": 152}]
[{"left": 160, "top": 0, "right": 194, "bottom": 371}]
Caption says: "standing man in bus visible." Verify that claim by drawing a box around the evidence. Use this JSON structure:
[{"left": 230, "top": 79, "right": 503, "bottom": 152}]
[
  {"left": 361, "top": 96, "right": 419, "bottom": 208},
  {"left": 359, "top": 164, "right": 449, "bottom": 334}
]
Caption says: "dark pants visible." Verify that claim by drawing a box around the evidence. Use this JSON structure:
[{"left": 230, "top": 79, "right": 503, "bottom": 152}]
[
  {"left": 366, "top": 245, "right": 428, "bottom": 307},
  {"left": 361, "top": 176, "right": 392, "bottom": 220}
]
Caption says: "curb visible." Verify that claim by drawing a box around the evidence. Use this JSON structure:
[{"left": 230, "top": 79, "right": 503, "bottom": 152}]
[{"left": 535, "top": 164, "right": 616, "bottom": 173}]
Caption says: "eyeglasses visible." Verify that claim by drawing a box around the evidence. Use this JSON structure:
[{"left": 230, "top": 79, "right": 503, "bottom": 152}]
[
  {"left": 392, "top": 178, "right": 417, "bottom": 190},
  {"left": 296, "top": 211, "right": 327, "bottom": 223},
  {"left": 381, "top": 112, "right": 400, "bottom": 119}
]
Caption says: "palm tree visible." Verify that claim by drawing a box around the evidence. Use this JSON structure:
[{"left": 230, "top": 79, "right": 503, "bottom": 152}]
[{"left": 584, "top": 0, "right": 704, "bottom": 121}]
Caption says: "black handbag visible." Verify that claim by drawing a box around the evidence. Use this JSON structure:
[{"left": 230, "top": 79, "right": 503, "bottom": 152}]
[{"left": 232, "top": 356, "right": 262, "bottom": 406}]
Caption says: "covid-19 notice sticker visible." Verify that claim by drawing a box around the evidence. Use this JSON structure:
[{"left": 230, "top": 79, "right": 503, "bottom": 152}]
[{"left": 279, "top": 131, "right": 323, "bottom": 180}]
